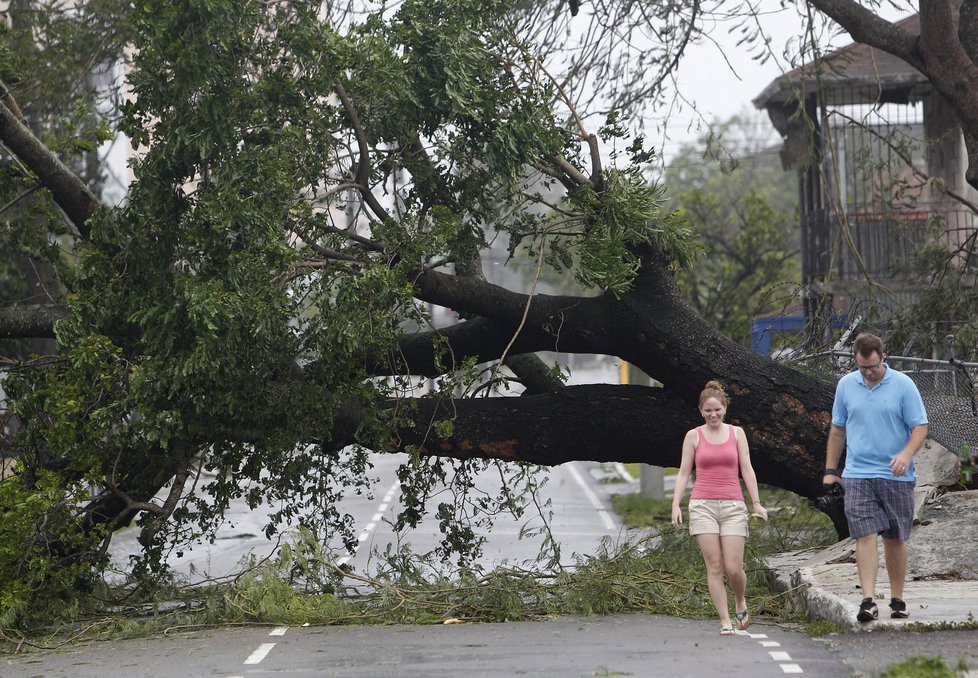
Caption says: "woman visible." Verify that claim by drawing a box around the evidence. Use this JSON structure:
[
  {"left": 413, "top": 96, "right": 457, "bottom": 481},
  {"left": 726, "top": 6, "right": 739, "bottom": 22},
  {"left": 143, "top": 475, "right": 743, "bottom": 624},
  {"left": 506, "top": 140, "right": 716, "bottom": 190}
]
[{"left": 671, "top": 380, "right": 769, "bottom": 635}]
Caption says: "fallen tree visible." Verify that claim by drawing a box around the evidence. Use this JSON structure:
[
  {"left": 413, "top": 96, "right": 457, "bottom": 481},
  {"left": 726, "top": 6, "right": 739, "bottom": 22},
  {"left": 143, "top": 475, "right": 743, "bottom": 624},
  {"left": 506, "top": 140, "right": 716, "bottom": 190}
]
[{"left": 4, "top": 0, "right": 966, "bottom": 624}]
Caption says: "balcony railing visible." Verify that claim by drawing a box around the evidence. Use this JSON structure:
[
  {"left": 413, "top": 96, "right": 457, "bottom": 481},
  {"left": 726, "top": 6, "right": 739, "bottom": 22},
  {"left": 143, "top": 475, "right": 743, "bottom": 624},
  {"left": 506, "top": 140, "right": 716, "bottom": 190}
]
[{"left": 801, "top": 207, "right": 976, "bottom": 283}]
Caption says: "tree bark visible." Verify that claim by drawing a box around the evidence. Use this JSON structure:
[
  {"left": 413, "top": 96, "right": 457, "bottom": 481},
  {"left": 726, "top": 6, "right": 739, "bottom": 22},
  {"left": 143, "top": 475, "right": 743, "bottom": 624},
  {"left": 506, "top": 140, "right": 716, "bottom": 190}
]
[
  {"left": 0, "top": 102, "right": 99, "bottom": 236},
  {"left": 0, "top": 304, "right": 64, "bottom": 338},
  {"left": 393, "top": 382, "right": 832, "bottom": 500}
]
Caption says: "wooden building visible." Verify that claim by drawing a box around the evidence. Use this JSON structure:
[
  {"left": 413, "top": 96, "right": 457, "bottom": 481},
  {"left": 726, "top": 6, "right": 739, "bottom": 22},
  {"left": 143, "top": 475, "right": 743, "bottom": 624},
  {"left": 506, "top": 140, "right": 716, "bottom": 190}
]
[{"left": 753, "top": 11, "right": 978, "bottom": 336}]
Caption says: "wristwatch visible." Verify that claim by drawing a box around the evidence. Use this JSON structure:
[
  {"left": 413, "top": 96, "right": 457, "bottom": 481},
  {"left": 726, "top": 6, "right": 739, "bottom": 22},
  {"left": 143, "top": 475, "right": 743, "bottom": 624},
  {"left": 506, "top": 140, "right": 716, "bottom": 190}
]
[{"left": 824, "top": 468, "right": 840, "bottom": 476}]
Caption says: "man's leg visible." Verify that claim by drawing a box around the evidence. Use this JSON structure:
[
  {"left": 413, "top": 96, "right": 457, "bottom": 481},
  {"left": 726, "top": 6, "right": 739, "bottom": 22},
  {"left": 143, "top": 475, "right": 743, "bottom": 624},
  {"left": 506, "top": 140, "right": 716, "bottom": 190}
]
[
  {"left": 883, "top": 538, "right": 908, "bottom": 600},
  {"left": 881, "top": 476, "right": 914, "bottom": 610},
  {"left": 854, "top": 533, "right": 880, "bottom": 598},
  {"left": 853, "top": 533, "right": 881, "bottom": 621}
]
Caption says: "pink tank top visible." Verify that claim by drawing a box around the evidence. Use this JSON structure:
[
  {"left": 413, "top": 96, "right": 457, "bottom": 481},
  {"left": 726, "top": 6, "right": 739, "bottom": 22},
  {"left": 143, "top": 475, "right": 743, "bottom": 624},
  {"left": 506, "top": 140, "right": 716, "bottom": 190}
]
[{"left": 690, "top": 424, "right": 744, "bottom": 500}]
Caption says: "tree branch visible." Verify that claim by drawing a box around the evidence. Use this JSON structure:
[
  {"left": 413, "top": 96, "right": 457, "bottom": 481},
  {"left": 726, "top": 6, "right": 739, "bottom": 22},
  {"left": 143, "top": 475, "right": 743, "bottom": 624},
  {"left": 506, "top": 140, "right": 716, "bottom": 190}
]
[
  {"left": 0, "top": 304, "right": 66, "bottom": 338},
  {"left": 0, "top": 78, "right": 26, "bottom": 123},
  {"left": 806, "top": 0, "right": 922, "bottom": 69},
  {"left": 962, "top": 0, "right": 978, "bottom": 61},
  {"left": 809, "top": 0, "right": 978, "bottom": 189},
  {"left": 137, "top": 461, "right": 191, "bottom": 548},
  {"left": 334, "top": 82, "right": 392, "bottom": 224},
  {"left": 503, "top": 353, "right": 565, "bottom": 393},
  {"left": 332, "top": 384, "right": 833, "bottom": 501},
  {"left": 0, "top": 102, "right": 100, "bottom": 238}
]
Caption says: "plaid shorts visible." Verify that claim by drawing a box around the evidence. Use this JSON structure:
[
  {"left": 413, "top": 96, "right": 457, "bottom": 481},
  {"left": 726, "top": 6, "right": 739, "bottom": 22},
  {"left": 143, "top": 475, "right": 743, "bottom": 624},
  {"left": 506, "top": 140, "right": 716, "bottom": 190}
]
[{"left": 842, "top": 477, "right": 915, "bottom": 541}]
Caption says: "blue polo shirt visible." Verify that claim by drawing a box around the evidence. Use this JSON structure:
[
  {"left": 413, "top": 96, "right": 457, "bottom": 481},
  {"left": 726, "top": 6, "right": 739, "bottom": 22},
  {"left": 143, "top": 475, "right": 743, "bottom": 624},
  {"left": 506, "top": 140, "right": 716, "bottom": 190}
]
[{"left": 831, "top": 364, "right": 928, "bottom": 481}]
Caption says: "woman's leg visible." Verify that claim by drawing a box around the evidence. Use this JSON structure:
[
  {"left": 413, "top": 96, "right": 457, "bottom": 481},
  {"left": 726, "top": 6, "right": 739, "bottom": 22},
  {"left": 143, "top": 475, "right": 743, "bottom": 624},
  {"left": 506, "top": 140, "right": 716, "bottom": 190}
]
[
  {"left": 695, "top": 533, "right": 731, "bottom": 628},
  {"left": 721, "top": 535, "right": 748, "bottom": 624}
]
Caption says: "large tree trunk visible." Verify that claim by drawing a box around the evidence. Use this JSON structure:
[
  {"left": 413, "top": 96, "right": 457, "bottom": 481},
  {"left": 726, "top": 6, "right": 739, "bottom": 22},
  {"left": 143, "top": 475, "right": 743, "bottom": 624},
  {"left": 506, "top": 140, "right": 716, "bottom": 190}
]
[
  {"left": 388, "top": 250, "right": 837, "bottom": 501},
  {"left": 396, "top": 381, "right": 832, "bottom": 500},
  {"left": 0, "top": 304, "right": 65, "bottom": 339},
  {"left": 0, "top": 262, "right": 837, "bottom": 532}
]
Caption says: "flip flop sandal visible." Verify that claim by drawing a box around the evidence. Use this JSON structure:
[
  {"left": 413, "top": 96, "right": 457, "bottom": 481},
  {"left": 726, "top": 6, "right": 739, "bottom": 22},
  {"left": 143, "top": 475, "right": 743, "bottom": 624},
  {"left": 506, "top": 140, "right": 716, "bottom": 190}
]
[
  {"left": 720, "top": 626, "right": 736, "bottom": 635},
  {"left": 734, "top": 609, "right": 750, "bottom": 630}
]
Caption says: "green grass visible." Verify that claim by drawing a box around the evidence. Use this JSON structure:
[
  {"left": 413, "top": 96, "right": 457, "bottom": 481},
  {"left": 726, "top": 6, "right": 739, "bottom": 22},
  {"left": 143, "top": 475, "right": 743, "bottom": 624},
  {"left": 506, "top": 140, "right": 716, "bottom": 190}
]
[
  {"left": 803, "top": 619, "right": 848, "bottom": 637},
  {"left": 611, "top": 493, "right": 672, "bottom": 527},
  {"left": 878, "top": 655, "right": 967, "bottom": 678},
  {"left": 620, "top": 463, "right": 677, "bottom": 480}
]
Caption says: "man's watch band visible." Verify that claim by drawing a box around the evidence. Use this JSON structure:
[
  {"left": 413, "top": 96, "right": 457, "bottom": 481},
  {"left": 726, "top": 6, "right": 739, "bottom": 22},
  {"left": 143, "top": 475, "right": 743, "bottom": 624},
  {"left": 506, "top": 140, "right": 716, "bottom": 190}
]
[{"left": 824, "top": 468, "right": 840, "bottom": 476}]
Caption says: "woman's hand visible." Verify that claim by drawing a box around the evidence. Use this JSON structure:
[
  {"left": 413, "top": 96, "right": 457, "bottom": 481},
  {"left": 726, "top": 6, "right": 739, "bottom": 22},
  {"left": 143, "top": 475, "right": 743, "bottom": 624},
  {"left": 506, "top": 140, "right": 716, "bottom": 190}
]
[
  {"left": 750, "top": 503, "right": 769, "bottom": 522},
  {"left": 671, "top": 504, "right": 683, "bottom": 528}
]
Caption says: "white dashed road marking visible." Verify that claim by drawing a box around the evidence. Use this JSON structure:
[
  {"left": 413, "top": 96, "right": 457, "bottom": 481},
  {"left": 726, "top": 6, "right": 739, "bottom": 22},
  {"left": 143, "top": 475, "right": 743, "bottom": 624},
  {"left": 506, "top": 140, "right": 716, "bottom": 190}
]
[
  {"left": 230, "top": 628, "right": 290, "bottom": 677},
  {"left": 244, "top": 642, "right": 276, "bottom": 665},
  {"left": 336, "top": 480, "right": 399, "bottom": 565},
  {"left": 747, "top": 634, "right": 805, "bottom": 674}
]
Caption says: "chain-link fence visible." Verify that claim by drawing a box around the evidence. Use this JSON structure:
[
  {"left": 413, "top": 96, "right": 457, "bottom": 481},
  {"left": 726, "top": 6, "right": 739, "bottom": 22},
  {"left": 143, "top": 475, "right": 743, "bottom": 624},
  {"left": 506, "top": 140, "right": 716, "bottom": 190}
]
[{"left": 792, "top": 348, "right": 978, "bottom": 456}]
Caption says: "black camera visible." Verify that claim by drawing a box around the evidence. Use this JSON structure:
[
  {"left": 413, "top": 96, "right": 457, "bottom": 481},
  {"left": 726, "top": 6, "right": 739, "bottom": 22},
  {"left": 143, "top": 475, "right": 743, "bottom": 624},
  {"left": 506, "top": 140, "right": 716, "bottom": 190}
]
[
  {"left": 813, "top": 481, "right": 845, "bottom": 512},
  {"left": 812, "top": 482, "right": 849, "bottom": 538}
]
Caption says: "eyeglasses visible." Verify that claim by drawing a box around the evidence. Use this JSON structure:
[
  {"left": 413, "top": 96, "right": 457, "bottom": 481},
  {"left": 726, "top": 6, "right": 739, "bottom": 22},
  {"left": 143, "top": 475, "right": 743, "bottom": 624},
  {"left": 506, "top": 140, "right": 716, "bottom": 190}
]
[{"left": 857, "top": 361, "right": 883, "bottom": 372}]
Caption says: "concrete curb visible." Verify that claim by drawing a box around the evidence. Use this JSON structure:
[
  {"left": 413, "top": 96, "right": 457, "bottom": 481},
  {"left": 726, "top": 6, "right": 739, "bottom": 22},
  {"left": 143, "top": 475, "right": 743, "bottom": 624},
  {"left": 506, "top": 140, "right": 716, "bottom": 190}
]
[{"left": 766, "top": 560, "right": 858, "bottom": 630}]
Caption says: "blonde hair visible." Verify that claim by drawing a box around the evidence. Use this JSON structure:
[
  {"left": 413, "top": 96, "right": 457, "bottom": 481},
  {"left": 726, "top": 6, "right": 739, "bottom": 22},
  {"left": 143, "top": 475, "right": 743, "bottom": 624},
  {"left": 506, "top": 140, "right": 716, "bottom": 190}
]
[{"left": 699, "top": 380, "right": 729, "bottom": 408}]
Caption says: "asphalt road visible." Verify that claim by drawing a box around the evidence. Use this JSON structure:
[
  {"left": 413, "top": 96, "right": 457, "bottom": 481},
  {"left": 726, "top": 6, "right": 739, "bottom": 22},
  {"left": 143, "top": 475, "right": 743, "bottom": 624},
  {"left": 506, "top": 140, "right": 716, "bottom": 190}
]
[
  {"left": 3, "top": 615, "right": 855, "bottom": 678},
  {"left": 5, "top": 612, "right": 977, "bottom": 677},
  {"left": 106, "top": 455, "right": 625, "bottom": 580}
]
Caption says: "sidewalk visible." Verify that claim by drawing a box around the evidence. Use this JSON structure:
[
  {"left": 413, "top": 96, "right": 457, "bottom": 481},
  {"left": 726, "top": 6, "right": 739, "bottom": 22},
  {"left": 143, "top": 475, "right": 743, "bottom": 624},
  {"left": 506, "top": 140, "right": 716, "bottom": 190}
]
[
  {"left": 765, "top": 441, "right": 978, "bottom": 631},
  {"left": 762, "top": 441, "right": 978, "bottom": 631},
  {"left": 765, "top": 488, "right": 978, "bottom": 630}
]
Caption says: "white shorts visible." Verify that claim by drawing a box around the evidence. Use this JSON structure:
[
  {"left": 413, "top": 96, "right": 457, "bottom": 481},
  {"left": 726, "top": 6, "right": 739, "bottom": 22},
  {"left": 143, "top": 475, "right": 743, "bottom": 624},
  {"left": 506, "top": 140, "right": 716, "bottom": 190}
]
[{"left": 688, "top": 499, "right": 749, "bottom": 537}]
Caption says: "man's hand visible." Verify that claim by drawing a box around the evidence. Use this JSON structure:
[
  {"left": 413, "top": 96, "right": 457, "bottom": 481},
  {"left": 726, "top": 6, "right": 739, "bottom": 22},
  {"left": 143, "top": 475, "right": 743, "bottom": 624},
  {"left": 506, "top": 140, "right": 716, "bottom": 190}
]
[{"left": 890, "top": 450, "right": 914, "bottom": 476}]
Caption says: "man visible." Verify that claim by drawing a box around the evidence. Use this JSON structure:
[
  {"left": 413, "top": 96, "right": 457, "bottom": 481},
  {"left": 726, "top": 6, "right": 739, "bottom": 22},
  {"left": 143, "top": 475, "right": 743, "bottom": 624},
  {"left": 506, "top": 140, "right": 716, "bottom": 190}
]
[{"left": 823, "top": 332, "right": 928, "bottom": 622}]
